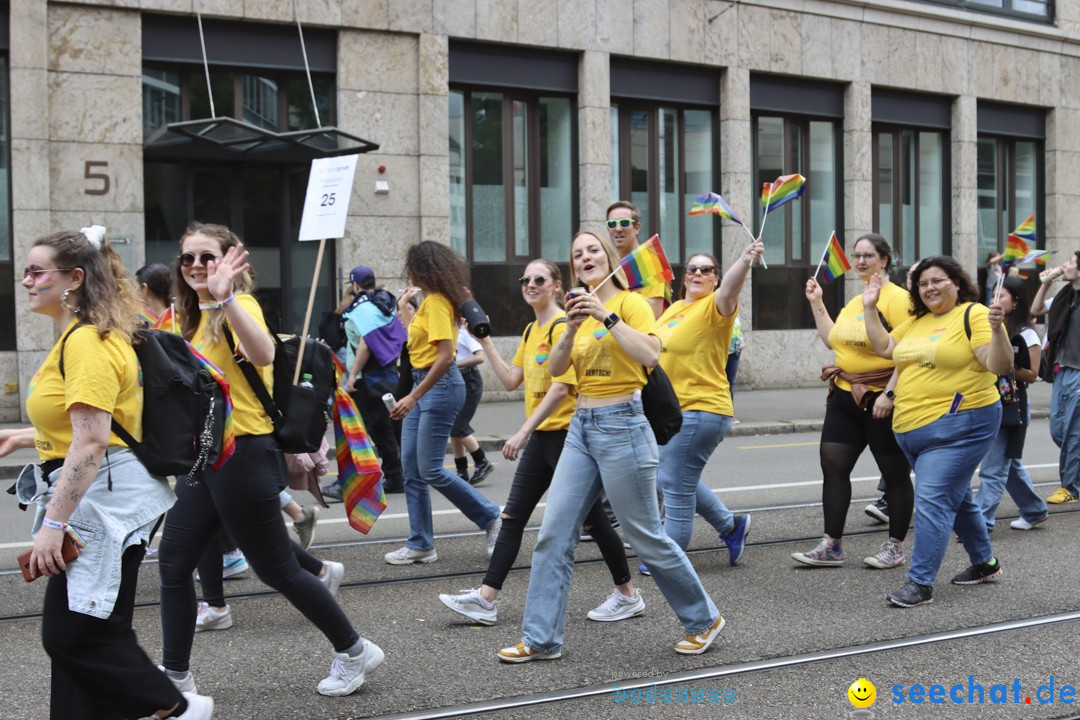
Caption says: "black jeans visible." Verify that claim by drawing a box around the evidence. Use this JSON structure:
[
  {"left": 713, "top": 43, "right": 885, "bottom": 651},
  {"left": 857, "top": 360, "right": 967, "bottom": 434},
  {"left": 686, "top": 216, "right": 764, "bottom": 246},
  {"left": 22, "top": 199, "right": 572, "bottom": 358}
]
[
  {"left": 484, "top": 430, "right": 631, "bottom": 589},
  {"left": 43, "top": 543, "right": 182, "bottom": 720},
  {"left": 351, "top": 385, "right": 404, "bottom": 484},
  {"left": 159, "top": 435, "right": 359, "bottom": 672},
  {"left": 196, "top": 527, "right": 323, "bottom": 608}
]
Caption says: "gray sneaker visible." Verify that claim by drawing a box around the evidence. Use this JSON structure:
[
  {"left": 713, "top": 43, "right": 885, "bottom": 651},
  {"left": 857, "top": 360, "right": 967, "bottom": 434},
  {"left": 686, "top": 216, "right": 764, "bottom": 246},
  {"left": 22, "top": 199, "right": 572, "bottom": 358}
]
[
  {"left": 293, "top": 505, "right": 319, "bottom": 550},
  {"left": 384, "top": 546, "right": 438, "bottom": 565},
  {"left": 586, "top": 589, "right": 645, "bottom": 622},
  {"left": 438, "top": 587, "right": 498, "bottom": 625},
  {"left": 485, "top": 516, "right": 502, "bottom": 558}
]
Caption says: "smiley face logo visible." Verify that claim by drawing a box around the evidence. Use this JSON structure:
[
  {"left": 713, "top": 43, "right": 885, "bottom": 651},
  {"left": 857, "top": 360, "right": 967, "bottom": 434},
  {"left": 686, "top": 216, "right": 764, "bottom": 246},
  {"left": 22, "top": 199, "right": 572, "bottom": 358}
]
[{"left": 847, "top": 678, "right": 876, "bottom": 709}]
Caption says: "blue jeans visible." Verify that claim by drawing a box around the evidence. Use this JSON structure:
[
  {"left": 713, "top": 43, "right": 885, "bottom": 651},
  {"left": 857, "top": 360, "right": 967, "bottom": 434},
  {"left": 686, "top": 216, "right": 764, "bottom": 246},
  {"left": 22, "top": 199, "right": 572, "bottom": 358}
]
[
  {"left": 521, "top": 401, "right": 718, "bottom": 653},
  {"left": 400, "top": 365, "right": 500, "bottom": 550},
  {"left": 894, "top": 403, "right": 1001, "bottom": 587},
  {"left": 976, "top": 407, "right": 1048, "bottom": 529},
  {"left": 1050, "top": 366, "right": 1080, "bottom": 496},
  {"left": 658, "top": 411, "right": 735, "bottom": 549}
]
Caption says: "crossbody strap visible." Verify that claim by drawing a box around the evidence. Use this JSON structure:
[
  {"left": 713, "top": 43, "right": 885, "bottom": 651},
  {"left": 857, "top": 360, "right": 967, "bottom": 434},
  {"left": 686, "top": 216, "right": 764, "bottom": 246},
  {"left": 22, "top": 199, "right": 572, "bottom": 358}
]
[{"left": 223, "top": 324, "right": 282, "bottom": 424}]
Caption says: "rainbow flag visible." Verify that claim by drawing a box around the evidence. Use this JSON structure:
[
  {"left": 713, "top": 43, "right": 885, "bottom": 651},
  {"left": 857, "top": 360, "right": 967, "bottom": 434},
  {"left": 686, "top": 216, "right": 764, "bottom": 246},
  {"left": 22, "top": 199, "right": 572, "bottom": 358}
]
[
  {"left": 1002, "top": 234, "right": 1030, "bottom": 264},
  {"left": 1019, "top": 248, "right": 1057, "bottom": 265},
  {"left": 1012, "top": 213, "right": 1036, "bottom": 241},
  {"left": 689, "top": 192, "right": 741, "bottom": 223},
  {"left": 137, "top": 307, "right": 159, "bottom": 327},
  {"left": 761, "top": 174, "right": 806, "bottom": 213},
  {"left": 151, "top": 305, "right": 176, "bottom": 332},
  {"left": 619, "top": 235, "right": 674, "bottom": 291},
  {"left": 818, "top": 232, "right": 851, "bottom": 284},
  {"left": 333, "top": 387, "right": 385, "bottom": 533},
  {"left": 186, "top": 345, "right": 235, "bottom": 470}
]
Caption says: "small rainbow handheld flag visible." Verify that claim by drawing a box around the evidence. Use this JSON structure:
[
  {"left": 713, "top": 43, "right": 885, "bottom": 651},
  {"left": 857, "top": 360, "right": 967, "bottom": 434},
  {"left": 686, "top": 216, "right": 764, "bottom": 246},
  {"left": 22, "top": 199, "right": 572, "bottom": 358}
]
[
  {"left": 186, "top": 344, "right": 235, "bottom": 470},
  {"left": 816, "top": 232, "right": 852, "bottom": 284},
  {"left": 1019, "top": 248, "right": 1057, "bottom": 265},
  {"left": 1002, "top": 234, "right": 1030, "bottom": 264},
  {"left": 689, "top": 192, "right": 741, "bottom": 223},
  {"left": 151, "top": 305, "right": 176, "bottom": 332},
  {"left": 761, "top": 174, "right": 806, "bottom": 213},
  {"left": 137, "top": 308, "right": 159, "bottom": 327},
  {"left": 619, "top": 235, "right": 674, "bottom": 291},
  {"left": 1012, "top": 213, "right": 1037, "bottom": 241}
]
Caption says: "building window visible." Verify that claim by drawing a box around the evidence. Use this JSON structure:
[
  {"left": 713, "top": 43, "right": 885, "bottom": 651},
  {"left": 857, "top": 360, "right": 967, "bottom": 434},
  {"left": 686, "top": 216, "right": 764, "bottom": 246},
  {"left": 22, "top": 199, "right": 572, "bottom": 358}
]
[
  {"left": 609, "top": 104, "right": 718, "bottom": 263},
  {"left": 873, "top": 127, "right": 950, "bottom": 270},
  {"left": 918, "top": 0, "right": 1051, "bottom": 22},
  {"left": 751, "top": 114, "right": 843, "bottom": 330}
]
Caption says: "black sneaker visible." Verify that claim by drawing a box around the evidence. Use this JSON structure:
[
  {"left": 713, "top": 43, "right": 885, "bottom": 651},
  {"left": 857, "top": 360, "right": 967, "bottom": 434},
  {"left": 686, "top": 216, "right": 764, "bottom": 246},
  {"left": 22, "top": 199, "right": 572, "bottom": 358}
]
[
  {"left": 864, "top": 496, "right": 889, "bottom": 523},
  {"left": 951, "top": 557, "right": 1002, "bottom": 585},
  {"left": 383, "top": 476, "right": 405, "bottom": 494},
  {"left": 886, "top": 580, "right": 934, "bottom": 607},
  {"left": 456, "top": 468, "right": 470, "bottom": 484},
  {"left": 469, "top": 459, "right": 494, "bottom": 486},
  {"left": 320, "top": 483, "right": 344, "bottom": 504}
]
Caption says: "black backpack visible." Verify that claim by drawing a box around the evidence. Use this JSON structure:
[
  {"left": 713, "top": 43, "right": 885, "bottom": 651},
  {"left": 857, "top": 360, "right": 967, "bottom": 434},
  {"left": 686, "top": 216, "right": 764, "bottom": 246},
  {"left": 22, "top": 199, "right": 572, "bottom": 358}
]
[
  {"left": 225, "top": 327, "right": 335, "bottom": 454},
  {"left": 60, "top": 325, "right": 226, "bottom": 477},
  {"left": 317, "top": 310, "right": 346, "bottom": 351}
]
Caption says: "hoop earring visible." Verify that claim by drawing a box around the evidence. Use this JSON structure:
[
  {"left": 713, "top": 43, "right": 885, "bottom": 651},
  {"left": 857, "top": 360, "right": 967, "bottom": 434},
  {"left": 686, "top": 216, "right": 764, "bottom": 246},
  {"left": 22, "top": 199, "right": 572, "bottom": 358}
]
[{"left": 60, "top": 288, "right": 82, "bottom": 315}]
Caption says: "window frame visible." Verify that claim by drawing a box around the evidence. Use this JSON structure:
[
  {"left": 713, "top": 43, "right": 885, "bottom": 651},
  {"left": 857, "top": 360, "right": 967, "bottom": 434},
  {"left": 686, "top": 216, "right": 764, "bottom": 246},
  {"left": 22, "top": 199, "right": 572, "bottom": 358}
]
[
  {"left": 913, "top": 0, "right": 1052, "bottom": 23},
  {"left": 976, "top": 133, "right": 1045, "bottom": 254}
]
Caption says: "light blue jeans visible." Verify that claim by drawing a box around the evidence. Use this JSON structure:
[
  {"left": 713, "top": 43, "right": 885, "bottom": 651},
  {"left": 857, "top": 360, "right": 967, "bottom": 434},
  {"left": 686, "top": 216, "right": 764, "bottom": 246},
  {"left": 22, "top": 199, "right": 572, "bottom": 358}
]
[
  {"left": 401, "top": 365, "right": 500, "bottom": 551},
  {"left": 894, "top": 403, "right": 1001, "bottom": 587},
  {"left": 975, "top": 406, "right": 1048, "bottom": 530},
  {"left": 1049, "top": 366, "right": 1080, "bottom": 496},
  {"left": 521, "top": 400, "right": 719, "bottom": 653},
  {"left": 658, "top": 411, "right": 735, "bottom": 549}
]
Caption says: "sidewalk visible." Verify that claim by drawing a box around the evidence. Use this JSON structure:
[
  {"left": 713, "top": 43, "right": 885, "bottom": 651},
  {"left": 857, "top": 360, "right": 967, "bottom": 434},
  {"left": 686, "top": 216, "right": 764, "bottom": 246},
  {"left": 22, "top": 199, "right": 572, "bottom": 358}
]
[{"left": 0, "top": 382, "right": 1053, "bottom": 476}]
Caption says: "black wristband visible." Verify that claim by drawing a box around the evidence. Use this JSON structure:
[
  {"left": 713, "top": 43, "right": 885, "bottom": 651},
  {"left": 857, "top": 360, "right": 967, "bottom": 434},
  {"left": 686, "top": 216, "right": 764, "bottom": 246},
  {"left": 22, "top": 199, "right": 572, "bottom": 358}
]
[{"left": 604, "top": 312, "right": 620, "bottom": 330}]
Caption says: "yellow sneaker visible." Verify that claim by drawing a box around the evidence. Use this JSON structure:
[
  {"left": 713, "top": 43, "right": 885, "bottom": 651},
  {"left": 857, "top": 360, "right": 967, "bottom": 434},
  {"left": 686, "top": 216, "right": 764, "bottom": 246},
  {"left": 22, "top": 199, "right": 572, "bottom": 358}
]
[
  {"left": 674, "top": 615, "right": 726, "bottom": 655},
  {"left": 497, "top": 642, "right": 561, "bottom": 664},
  {"left": 1046, "top": 488, "right": 1077, "bottom": 504}
]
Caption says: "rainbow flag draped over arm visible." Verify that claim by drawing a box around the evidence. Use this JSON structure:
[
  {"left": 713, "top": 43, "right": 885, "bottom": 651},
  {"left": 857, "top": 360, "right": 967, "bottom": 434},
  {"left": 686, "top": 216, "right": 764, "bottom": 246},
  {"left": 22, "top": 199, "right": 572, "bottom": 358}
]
[
  {"left": 618, "top": 235, "right": 674, "bottom": 290},
  {"left": 689, "top": 192, "right": 741, "bottom": 223},
  {"left": 761, "top": 174, "right": 806, "bottom": 213},
  {"left": 817, "top": 232, "right": 851, "bottom": 284}
]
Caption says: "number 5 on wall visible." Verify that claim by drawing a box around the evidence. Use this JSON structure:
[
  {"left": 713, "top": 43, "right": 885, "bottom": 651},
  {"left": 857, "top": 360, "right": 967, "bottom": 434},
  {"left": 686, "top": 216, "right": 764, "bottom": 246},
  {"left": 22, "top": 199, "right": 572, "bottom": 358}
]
[{"left": 84, "top": 161, "right": 110, "bottom": 196}]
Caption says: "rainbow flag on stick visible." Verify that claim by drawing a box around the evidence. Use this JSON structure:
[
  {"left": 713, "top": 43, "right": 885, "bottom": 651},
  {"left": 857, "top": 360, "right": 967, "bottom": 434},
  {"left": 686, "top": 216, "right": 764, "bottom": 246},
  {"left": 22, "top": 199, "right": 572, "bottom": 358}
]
[
  {"left": 1013, "top": 213, "right": 1037, "bottom": 241},
  {"left": 814, "top": 232, "right": 851, "bottom": 284},
  {"left": 1002, "top": 234, "right": 1030, "bottom": 264},
  {"left": 689, "top": 192, "right": 741, "bottom": 223},
  {"left": 1019, "top": 248, "right": 1056, "bottom": 265},
  {"left": 618, "top": 235, "right": 674, "bottom": 291},
  {"left": 152, "top": 305, "right": 177, "bottom": 332},
  {"left": 761, "top": 173, "right": 807, "bottom": 213}
]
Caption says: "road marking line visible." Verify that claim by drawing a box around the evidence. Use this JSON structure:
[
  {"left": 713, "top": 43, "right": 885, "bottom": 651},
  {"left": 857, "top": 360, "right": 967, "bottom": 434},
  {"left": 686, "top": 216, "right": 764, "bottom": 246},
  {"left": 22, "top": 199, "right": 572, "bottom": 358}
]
[{"left": 737, "top": 441, "right": 819, "bottom": 449}]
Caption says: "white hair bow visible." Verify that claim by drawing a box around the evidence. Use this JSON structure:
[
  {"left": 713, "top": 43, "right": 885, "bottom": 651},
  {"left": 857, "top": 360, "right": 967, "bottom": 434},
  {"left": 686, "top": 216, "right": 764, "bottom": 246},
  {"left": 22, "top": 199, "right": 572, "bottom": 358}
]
[{"left": 81, "top": 225, "right": 106, "bottom": 250}]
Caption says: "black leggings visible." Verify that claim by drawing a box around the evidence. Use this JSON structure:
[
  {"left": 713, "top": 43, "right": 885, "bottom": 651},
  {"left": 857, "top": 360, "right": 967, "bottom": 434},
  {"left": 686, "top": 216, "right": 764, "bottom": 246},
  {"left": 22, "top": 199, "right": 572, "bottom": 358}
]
[
  {"left": 484, "top": 430, "right": 631, "bottom": 589},
  {"left": 159, "top": 435, "right": 359, "bottom": 672},
  {"left": 819, "top": 388, "right": 914, "bottom": 541},
  {"left": 196, "top": 528, "right": 324, "bottom": 608},
  {"left": 43, "top": 543, "right": 182, "bottom": 720}
]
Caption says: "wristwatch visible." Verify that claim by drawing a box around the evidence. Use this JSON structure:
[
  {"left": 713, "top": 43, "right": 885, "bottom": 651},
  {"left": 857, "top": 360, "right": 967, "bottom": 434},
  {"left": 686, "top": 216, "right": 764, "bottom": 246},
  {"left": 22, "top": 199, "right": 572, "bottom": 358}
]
[
  {"left": 603, "top": 312, "right": 621, "bottom": 330},
  {"left": 884, "top": 389, "right": 896, "bottom": 400}
]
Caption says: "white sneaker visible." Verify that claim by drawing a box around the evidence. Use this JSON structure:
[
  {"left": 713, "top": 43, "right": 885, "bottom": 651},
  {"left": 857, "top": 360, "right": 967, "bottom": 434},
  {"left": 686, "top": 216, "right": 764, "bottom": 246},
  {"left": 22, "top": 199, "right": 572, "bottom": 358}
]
[
  {"left": 485, "top": 517, "right": 502, "bottom": 558},
  {"left": 194, "top": 602, "right": 233, "bottom": 633},
  {"left": 317, "top": 639, "right": 384, "bottom": 697},
  {"left": 158, "top": 665, "right": 196, "bottom": 694},
  {"left": 320, "top": 561, "right": 344, "bottom": 597},
  {"left": 384, "top": 546, "right": 438, "bottom": 565},
  {"left": 586, "top": 589, "right": 645, "bottom": 622},
  {"left": 438, "top": 588, "right": 498, "bottom": 625},
  {"left": 1010, "top": 515, "right": 1049, "bottom": 530},
  {"left": 175, "top": 692, "right": 214, "bottom": 719}
]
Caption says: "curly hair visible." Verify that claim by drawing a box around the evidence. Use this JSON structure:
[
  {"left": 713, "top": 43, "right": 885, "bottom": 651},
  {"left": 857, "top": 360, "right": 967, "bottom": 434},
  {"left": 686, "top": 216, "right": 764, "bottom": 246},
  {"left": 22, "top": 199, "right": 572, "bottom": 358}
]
[
  {"left": 571, "top": 231, "right": 627, "bottom": 291},
  {"left": 33, "top": 230, "right": 139, "bottom": 342},
  {"left": 909, "top": 256, "right": 980, "bottom": 318},
  {"left": 404, "top": 241, "right": 470, "bottom": 312},
  {"left": 853, "top": 233, "right": 894, "bottom": 272},
  {"left": 174, "top": 222, "right": 257, "bottom": 343},
  {"left": 679, "top": 252, "right": 721, "bottom": 300},
  {"left": 525, "top": 258, "right": 565, "bottom": 309}
]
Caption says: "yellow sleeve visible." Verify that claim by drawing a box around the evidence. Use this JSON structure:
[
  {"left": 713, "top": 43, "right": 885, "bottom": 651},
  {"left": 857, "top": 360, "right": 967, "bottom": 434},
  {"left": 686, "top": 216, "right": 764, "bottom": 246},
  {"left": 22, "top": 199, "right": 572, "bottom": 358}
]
[
  {"left": 966, "top": 303, "right": 993, "bottom": 348},
  {"left": 548, "top": 321, "right": 577, "bottom": 387},
  {"left": 426, "top": 295, "right": 457, "bottom": 346},
  {"left": 890, "top": 316, "right": 915, "bottom": 343},
  {"left": 62, "top": 327, "right": 121, "bottom": 414},
  {"left": 620, "top": 292, "right": 658, "bottom": 334}
]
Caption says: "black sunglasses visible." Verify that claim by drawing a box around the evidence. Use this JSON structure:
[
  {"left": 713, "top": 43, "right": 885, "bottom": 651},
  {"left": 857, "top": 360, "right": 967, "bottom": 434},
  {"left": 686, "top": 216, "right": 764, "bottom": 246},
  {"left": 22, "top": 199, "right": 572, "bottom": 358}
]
[
  {"left": 178, "top": 251, "right": 220, "bottom": 268},
  {"left": 518, "top": 275, "right": 550, "bottom": 287},
  {"left": 685, "top": 264, "right": 716, "bottom": 276}
]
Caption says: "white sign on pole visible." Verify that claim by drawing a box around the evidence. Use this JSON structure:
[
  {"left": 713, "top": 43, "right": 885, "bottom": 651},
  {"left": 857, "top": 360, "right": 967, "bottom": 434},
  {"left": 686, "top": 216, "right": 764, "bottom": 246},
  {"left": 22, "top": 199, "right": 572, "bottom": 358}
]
[{"left": 297, "top": 154, "right": 360, "bottom": 241}]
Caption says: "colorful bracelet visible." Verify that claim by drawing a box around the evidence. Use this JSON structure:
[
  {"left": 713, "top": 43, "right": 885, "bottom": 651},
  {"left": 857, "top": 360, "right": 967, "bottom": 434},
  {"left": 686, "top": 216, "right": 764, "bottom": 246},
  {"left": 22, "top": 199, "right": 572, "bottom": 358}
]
[
  {"left": 41, "top": 517, "right": 65, "bottom": 531},
  {"left": 220, "top": 294, "right": 237, "bottom": 306}
]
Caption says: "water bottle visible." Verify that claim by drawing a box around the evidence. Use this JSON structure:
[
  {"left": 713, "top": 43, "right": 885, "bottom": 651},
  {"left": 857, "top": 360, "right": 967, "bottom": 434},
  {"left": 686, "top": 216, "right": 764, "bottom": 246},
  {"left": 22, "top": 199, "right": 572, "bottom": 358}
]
[
  {"left": 299, "top": 372, "right": 314, "bottom": 390},
  {"left": 382, "top": 392, "right": 397, "bottom": 412}
]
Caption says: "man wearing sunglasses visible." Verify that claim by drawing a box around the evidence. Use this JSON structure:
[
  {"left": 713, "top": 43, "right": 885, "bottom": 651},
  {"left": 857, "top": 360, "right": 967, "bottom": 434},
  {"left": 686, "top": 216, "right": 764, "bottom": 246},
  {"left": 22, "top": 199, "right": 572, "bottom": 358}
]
[{"left": 606, "top": 201, "right": 670, "bottom": 319}]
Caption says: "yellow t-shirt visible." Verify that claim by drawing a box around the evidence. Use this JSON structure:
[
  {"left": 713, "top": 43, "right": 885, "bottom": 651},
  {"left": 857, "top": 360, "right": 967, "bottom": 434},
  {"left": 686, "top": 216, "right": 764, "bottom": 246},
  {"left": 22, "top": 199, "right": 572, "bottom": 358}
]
[
  {"left": 26, "top": 321, "right": 142, "bottom": 461},
  {"left": 656, "top": 294, "right": 735, "bottom": 416},
  {"left": 190, "top": 294, "right": 275, "bottom": 437},
  {"left": 407, "top": 293, "right": 457, "bottom": 370},
  {"left": 572, "top": 291, "right": 655, "bottom": 398},
  {"left": 890, "top": 302, "right": 1000, "bottom": 433},
  {"left": 512, "top": 314, "right": 577, "bottom": 432},
  {"left": 828, "top": 282, "right": 910, "bottom": 392}
]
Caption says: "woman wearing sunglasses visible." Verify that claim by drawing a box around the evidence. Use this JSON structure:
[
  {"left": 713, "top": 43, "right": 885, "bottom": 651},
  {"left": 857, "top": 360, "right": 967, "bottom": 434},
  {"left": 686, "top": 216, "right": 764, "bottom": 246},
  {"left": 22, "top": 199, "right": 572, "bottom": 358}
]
[
  {"left": 385, "top": 241, "right": 502, "bottom": 564},
  {"left": 649, "top": 244, "right": 762, "bottom": 572},
  {"left": 439, "top": 259, "right": 639, "bottom": 626},
  {"left": 157, "top": 223, "right": 381, "bottom": 698},
  {"left": 3, "top": 228, "right": 211, "bottom": 718},
  {"left": 498, "top": 231, "right": 723, "bottom": 663},
  {"left": 794, "top": 234, "right": 914, "bottom": 571}
]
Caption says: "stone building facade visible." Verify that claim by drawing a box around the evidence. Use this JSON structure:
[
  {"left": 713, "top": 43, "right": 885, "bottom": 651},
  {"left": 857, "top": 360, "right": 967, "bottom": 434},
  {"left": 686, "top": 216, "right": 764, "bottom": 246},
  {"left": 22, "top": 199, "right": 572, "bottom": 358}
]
[{"left": 1, "top": 0, "right": 1076, "bottom": 419}]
